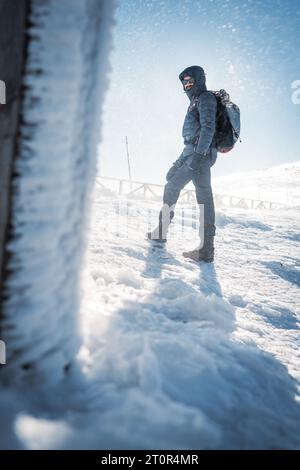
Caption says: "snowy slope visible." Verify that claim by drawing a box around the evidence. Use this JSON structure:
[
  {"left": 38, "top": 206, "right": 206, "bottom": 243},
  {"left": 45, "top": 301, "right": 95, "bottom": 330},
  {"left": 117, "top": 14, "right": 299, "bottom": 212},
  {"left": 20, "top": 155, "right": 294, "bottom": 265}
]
[
  {"left": 213, "top": 160, "right": 300, "bottom": 206},
  {"left": 5, "top": 184, "right": 299, "bottom": 450}
]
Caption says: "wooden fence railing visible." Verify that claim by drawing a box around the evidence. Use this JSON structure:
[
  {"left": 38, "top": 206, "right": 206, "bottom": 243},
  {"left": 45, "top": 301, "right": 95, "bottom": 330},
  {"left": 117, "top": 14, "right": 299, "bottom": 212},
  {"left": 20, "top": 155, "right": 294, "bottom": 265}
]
[{"left": 96, "top": 176, "right": 289, "bottom": 210}]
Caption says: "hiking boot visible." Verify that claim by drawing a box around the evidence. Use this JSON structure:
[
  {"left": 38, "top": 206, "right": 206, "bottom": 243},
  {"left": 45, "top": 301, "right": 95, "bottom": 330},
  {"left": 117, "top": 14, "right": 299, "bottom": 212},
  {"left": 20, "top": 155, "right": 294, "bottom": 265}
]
[
  {"left": 182, "top": 247, "right": 214, "bottom": 262},
  {"left": 146, "top": 225, "right": 167, "bottom": 242},
  {"left": 183, "top": 236, "right": 214, "bottom": 262},
  {"left": 146, "top": 207, "right": 174, "bottom": 242}
]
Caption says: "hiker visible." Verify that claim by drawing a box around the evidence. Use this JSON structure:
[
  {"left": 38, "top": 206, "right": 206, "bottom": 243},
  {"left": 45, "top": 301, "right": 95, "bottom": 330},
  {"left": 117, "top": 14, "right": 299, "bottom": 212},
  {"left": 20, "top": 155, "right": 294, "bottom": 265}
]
[{"left": 147, "top": 65, "right": 218, "bottom": 263}]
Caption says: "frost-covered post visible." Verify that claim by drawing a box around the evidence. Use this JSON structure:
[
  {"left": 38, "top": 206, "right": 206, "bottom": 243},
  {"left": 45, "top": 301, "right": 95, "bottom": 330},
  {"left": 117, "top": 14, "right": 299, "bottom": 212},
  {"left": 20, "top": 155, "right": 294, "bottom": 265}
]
[
  {"left": 1, "top": 0, "right": 116, "bottom": 383},
  {"left": 0, "top": 0, "right": 28, "bottom": 294}
]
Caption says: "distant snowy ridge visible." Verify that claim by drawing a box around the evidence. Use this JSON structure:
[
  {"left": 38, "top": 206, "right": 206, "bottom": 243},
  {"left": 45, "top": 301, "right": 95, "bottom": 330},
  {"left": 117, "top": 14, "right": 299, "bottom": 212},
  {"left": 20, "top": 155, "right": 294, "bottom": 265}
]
[{"left": 213, "top": 161, "right": 300, "bottom": 206}]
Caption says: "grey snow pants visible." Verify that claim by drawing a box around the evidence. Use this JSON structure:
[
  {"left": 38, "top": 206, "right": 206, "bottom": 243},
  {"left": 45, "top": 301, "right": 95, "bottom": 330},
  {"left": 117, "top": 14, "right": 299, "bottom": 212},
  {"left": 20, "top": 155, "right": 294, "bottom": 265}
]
[{"left": 161, "top": 147, "right": 217, "bottom": 239}]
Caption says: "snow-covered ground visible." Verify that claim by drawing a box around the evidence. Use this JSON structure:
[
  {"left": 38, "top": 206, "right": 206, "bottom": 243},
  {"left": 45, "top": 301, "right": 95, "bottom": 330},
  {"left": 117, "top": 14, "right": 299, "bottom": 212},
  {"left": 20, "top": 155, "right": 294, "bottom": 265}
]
[{"left": 1, "top": 163, "right": 300, "bottom": 450}]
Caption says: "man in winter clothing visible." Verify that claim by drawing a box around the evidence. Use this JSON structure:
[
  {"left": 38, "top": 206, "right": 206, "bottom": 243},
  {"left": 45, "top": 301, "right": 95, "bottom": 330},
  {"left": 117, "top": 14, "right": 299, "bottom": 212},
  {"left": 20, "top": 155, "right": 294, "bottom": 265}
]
[{"left": 147, "top": 65, "right": 218, "bottom": 262}]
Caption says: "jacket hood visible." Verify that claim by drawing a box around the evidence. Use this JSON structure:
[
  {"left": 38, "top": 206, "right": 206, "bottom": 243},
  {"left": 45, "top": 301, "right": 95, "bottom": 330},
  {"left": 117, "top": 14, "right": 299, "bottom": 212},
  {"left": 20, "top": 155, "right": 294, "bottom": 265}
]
[{"left": 179, "top": 65, "right": 207, "bottom": 101}]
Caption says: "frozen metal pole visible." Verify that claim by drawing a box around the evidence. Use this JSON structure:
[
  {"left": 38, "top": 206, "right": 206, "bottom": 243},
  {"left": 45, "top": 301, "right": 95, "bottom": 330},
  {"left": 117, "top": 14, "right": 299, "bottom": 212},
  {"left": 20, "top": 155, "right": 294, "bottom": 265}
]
[{"left": 125, "top": 136, "right": 133, "bottom": 190}]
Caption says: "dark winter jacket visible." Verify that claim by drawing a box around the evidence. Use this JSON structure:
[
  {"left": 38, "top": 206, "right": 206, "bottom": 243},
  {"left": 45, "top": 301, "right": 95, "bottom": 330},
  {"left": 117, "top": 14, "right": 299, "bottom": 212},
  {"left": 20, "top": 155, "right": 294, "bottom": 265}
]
[{"left": 179, "top": 65, "right": 217, "bottom": 157}]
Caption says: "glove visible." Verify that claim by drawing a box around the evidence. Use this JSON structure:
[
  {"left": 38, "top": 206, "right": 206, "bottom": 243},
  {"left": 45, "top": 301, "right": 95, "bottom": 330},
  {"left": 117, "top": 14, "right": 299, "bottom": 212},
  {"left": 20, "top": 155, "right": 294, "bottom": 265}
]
[{"left": 187, "top": 152, "right": 206, "bottom": 171}]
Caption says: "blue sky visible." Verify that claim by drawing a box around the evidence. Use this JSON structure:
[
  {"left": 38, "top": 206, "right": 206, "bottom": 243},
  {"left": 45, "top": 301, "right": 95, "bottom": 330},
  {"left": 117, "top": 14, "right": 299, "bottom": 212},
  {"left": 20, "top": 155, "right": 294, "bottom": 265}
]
[{"left": 99, "top": 0, "right": 300, "bottom": 181}]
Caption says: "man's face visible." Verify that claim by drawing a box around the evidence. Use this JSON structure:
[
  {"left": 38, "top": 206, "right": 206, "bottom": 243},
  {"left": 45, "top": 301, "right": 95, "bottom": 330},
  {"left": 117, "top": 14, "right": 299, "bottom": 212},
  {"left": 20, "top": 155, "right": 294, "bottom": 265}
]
[{"left": 182, "top": 75, "right": 195, "bottom": 91}]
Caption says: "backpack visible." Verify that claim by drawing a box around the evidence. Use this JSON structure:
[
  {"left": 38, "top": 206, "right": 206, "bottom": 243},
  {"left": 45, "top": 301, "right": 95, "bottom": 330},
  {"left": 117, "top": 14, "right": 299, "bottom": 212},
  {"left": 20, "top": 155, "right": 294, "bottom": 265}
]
[{"left": 211, "top": 89, "right": 241, "bottom": 153}]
